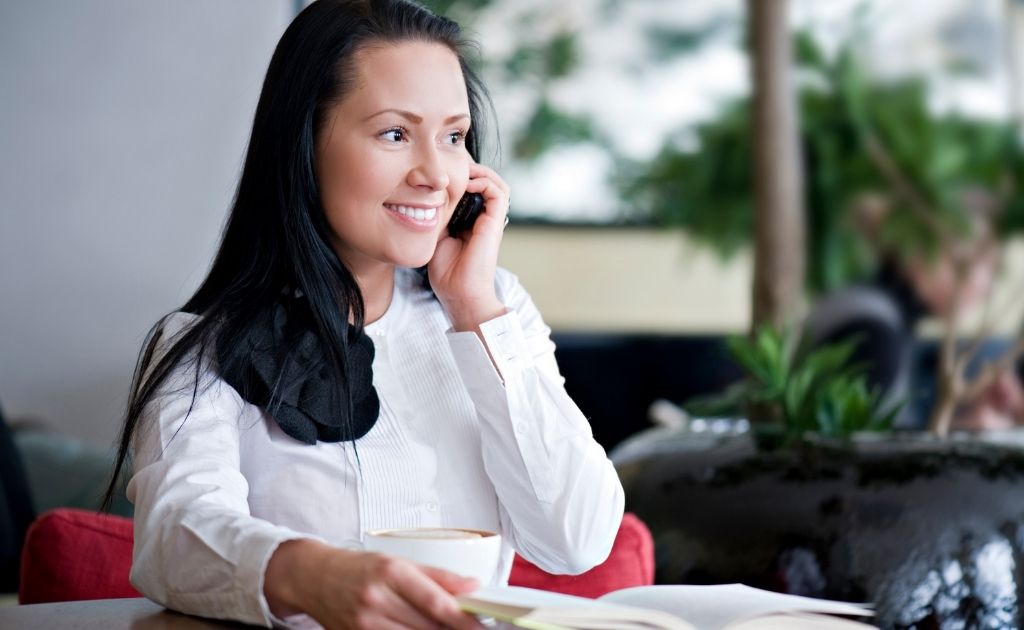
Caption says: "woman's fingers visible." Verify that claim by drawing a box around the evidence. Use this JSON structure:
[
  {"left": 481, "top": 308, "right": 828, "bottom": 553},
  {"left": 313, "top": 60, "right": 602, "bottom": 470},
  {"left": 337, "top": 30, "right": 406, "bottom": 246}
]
[
  {"left": 462, "top": 177, "right": 508, "bottom": 233},
  {"left": 360, "top": 616, "right": 433, "bottom": 630},
  {"left": 463, "top": 176, "right": 506, "bottom": 209},
  {"left": 383, "top": 559, "right": 484, "bottom": 630},
  {"left": 467, "top": 161, "right": 509, "bottom": 190},
  {"left": 376, "top": 588, "right": 444, "bottom": 630},
  {"left": 417, "top": 565, "right": 479, "bottom": 595},
  {"left": 354, "top": 568, "right": 441, "bottom": 629},
  {"left": 465, "top": 163, "right": 510, "bottom": 218}
]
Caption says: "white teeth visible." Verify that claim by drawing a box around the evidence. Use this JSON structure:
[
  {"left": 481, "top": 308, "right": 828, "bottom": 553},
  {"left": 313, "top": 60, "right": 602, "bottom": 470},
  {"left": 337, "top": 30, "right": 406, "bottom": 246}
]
[{"left": 387, "top": 204, "right": 437, "bottom": 221}]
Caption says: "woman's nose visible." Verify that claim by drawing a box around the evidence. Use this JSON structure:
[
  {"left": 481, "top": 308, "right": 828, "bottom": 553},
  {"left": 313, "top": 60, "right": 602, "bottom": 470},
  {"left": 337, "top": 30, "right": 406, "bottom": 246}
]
[{"left": 407, "top": 146, "right": 450, "bottom": 191}]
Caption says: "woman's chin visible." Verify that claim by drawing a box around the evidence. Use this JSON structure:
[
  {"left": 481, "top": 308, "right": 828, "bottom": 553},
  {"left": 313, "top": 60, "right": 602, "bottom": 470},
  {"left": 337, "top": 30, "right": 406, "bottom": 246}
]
[{"left": 390, "top": 251, "right": 434, "bottom": 270}]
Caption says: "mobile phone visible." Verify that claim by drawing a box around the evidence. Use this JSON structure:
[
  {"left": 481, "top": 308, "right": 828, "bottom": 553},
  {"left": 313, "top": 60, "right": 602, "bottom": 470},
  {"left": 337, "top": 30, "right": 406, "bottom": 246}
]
[{"left": 447, "top": 192, "right": 485, "bottom": 237}]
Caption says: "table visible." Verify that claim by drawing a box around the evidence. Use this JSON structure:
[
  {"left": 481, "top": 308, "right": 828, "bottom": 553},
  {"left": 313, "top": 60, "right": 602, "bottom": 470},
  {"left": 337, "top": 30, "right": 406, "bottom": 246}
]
[{"left": 0, "top": 598, "right": 257, "bottom": 629}]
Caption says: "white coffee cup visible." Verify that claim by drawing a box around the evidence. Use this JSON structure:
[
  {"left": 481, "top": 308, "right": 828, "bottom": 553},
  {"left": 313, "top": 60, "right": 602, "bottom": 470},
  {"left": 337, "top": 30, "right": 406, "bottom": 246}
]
[{"left": 363, "top": 527, "right": 502, "bottom": 585}]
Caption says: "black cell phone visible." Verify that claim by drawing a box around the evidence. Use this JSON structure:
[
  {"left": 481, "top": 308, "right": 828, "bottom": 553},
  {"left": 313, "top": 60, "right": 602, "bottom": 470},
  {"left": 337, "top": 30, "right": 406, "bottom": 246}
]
[{"left": 447, "top": 192, "right": 485, "bottom": 237}]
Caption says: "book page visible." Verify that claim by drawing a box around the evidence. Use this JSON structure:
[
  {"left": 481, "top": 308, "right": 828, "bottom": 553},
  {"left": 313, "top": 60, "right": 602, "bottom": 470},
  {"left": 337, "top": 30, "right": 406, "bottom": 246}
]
[
  {"left": 730, "top": 612, "right": 879, "bottom": 630},
  {"left": 598, "top": 585, "right": 873, "bottom": 630},
  {"left": 460, "top": 586, "right": 696, "bottom": 630}
]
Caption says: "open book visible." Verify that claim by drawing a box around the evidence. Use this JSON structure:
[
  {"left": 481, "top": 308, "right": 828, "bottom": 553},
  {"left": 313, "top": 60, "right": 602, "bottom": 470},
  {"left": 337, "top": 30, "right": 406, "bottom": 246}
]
[{"left": 458, "top": 584, "right": 875, "bottom": 630}]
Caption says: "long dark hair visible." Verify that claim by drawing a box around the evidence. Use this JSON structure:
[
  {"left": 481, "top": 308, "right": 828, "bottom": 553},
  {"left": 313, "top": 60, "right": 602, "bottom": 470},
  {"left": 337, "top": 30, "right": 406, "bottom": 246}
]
[{"left": 102, "top": 0, "right": 491, "bottom": 509}]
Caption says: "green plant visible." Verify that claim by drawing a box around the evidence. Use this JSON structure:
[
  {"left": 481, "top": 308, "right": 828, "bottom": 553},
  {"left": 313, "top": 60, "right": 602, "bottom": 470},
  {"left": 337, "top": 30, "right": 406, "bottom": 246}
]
[
  {"left": 622, "top": 31, "right": 1024, "bottom": 294},
  {"left": 689, "top": 326, "right": 899, "bottom": 445}
]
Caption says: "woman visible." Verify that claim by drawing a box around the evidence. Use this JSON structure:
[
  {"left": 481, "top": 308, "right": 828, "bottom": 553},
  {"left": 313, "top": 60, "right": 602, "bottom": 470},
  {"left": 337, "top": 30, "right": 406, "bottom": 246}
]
[{"left": 103, "top": 1, "right": 624, "bottom": 628}]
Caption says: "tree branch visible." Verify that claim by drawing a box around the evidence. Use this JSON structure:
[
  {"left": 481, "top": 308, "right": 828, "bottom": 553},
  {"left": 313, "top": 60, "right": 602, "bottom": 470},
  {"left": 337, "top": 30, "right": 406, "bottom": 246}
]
[{"left": 863, "top": 133, "right": 954, "bottom": 243}]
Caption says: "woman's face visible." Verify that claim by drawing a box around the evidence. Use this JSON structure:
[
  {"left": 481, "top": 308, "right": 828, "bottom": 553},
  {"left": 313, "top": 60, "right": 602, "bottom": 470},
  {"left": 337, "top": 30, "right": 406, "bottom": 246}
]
[{"left": 316, "top": 41, "right": 471, "bottom": 273}]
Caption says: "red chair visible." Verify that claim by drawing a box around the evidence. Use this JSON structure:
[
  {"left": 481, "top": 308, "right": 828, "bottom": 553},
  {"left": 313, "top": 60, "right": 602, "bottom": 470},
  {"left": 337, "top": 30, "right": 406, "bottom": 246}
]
[
  {"left": 19, "top": 508, "right": 653, "bottom": 603},
  {"left": 18, "top": 508, "right": 139, "bottom": 603},
  {"left": 507, "top": 512, "right": 654, "bottom": 598}
]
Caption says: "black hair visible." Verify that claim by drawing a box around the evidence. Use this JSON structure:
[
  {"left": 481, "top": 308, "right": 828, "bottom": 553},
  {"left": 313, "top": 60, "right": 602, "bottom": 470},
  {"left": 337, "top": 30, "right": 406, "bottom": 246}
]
[{"left": 102, "top": 0, "right": 491, "bottom": 509}]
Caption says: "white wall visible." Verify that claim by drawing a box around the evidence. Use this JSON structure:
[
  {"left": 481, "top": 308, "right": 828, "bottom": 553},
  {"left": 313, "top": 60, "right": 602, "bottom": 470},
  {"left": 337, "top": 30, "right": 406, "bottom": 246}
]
[{"left": 0, "top": 1, "right": 292, "bottom": 446}]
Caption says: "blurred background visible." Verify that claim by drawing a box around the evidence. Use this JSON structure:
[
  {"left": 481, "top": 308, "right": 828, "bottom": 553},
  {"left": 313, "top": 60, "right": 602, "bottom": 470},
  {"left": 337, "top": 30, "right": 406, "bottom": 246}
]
[{"left": 2, "top": 0, "right": 1023, "bottom": 447}]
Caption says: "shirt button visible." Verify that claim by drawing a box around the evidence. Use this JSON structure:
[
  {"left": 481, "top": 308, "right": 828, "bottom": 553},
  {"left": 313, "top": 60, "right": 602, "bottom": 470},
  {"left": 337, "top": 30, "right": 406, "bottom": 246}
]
[
  {"left": 425, "top": 501, "right": 438, "bottom": 512},
  {"left": 514, "top": 422, "right": 529, "bottom": 435}
]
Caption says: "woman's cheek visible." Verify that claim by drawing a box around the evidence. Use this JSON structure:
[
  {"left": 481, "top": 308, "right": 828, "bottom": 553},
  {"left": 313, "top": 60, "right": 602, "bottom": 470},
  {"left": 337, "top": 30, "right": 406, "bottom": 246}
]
[{"left": 450, "top": 159, "right": 472, "bottom": 200}]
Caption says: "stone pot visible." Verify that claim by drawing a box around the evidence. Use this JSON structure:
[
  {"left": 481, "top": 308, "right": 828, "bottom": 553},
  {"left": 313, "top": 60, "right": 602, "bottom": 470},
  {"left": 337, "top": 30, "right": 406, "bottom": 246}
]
[{"left": 612, "top": 428, "right": 1024, "bottom": 628}]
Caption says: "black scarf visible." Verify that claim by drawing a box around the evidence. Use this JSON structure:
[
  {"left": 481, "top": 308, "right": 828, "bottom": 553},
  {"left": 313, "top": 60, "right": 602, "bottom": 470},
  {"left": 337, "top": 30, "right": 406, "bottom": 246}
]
[{"left": 216, "top": 294, "right": 380, "bottom": 444}]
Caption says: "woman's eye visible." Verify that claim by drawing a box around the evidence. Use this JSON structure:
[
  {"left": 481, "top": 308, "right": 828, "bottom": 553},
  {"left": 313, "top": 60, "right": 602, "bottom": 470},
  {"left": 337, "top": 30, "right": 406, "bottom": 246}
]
[
  {"left": 444, "top": 130, "right": 466, "bottom": 145},
  {"left": 380, "top": 127, "right": 406, "bottom": 142}
]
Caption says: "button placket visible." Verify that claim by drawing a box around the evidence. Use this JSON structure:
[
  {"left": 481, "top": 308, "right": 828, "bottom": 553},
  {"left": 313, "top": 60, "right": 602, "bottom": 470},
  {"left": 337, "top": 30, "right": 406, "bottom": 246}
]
[
  {"left": 370, "top": 328, "right": 388, "bottom": 362},
  {"left": 369, "top": 329, "right": 401, "bottom": 421},
  {"left": 422, "top": 496, "right": 442, "bottom": 526}
]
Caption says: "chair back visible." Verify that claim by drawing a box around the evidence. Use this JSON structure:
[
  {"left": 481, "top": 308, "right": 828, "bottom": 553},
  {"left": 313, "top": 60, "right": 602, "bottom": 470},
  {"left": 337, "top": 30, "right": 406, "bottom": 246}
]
[
  {"left": 18, "top": 508, "right": 653, "bottom": 603},
  {"left": 508, "top": 512, "right": 654, "bottom": 598},
  {"left": 18, "top": 508, "right": 139, "bottom": 604}
]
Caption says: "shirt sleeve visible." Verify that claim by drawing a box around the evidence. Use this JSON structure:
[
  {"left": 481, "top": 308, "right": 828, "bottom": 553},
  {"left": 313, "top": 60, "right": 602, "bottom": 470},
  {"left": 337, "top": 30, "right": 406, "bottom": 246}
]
[
  {"left": 126, "top": 313, "right": 323, "bottom": 628},
  {"left": 445, "top": 268, "right": 625, "bottom": 575}
]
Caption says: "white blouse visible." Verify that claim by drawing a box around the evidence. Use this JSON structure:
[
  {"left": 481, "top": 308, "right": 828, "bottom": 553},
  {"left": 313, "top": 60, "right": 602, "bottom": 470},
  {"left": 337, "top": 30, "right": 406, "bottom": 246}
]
[{"left": 126, "top": 266, "right": 625, "bottom": 628}]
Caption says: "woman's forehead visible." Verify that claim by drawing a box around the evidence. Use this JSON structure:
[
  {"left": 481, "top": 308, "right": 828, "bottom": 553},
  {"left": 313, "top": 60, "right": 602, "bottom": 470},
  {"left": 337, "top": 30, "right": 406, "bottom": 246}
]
[{"left": 345, "top": 41, "right": 469, "bottom": 118}]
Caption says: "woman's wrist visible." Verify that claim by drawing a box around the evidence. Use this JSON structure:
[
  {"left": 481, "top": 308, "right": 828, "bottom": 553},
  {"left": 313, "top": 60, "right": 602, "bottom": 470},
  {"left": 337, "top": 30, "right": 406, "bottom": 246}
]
[
  {"left": 445, "top": 296, "right": 507, "bottom": 333},
  {"left": 264, "top": 538, "right": 329, "bottom": 618}
]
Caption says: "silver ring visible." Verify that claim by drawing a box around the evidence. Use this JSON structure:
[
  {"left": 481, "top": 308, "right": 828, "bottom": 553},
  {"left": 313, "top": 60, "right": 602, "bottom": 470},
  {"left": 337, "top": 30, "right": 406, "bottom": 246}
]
[{"left": 503, "top": 216, "right": 510, "bottom": 230}]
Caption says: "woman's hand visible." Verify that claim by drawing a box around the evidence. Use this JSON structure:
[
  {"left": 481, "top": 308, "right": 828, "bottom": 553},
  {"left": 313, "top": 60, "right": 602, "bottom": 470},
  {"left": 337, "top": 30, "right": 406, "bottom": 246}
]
[
  {"left": 428, "top": 162, "right": 511, "bottom": 332},
  {"left": 265, "top": 539, "right": 485, "bottom": 630}
]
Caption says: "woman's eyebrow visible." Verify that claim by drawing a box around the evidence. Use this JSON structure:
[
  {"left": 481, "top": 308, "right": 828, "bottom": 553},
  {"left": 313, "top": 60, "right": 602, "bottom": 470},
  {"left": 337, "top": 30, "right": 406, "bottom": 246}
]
[{"left": 364, "top": 108, "right": 470, "bottom": 124}]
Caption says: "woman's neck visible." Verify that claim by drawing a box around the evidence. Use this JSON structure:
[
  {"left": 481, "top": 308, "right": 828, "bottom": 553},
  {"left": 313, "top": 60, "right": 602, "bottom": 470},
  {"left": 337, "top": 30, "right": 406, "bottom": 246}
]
[{"left": 351, "top": 263, "right": 395, "bottom": 325}]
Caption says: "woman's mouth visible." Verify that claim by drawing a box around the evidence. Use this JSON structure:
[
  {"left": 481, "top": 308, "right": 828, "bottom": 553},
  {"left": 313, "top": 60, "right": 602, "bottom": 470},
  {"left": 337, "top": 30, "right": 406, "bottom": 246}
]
[{"left": 384, "top": 203, "right": 440, "bottom": 231}]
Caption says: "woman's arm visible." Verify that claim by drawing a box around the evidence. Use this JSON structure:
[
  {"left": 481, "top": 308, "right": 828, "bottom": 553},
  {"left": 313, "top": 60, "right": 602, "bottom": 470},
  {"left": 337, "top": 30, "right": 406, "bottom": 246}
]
[
  {"left": 128, "top": 315, "right": 322, "bottom": 625},
  {"left": 446, "top": 269, "right": 626, "bottom": 575},
  {"left": 426, "top": 162, "right": 622, "bottom": 574}
]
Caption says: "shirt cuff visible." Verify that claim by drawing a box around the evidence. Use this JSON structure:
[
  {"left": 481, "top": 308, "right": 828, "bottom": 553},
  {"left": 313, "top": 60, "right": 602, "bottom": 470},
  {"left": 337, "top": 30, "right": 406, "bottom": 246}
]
[{"left": 446, "top": 310, "right": 534, "bottom": 384}]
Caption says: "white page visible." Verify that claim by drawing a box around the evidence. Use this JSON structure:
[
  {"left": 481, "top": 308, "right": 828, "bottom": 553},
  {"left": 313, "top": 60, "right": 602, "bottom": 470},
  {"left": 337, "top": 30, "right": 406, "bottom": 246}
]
[
  {"left": 469, "top": 586, "right": 622, "bottom": 610},
  {"left": 464, "top": 586, "right": 695, "bottom": 630},
  {"left": 729, "top": 612, "right": 879, "bottom": 630},
  {"left": 599, "top": 585, "right": 873, "bottom": 630}
]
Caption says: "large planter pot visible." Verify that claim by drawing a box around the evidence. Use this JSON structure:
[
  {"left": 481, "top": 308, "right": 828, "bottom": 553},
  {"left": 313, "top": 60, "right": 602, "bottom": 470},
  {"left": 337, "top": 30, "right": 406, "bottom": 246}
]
[{"left": 613, "top": 428, "right": 1024, "bottom": 629}]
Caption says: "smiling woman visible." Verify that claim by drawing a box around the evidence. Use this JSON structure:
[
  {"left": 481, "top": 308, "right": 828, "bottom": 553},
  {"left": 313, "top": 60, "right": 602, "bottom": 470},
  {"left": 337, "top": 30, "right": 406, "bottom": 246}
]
[
  {"left": 314, "top": 40, "right": 509, "bottom": 330},
  {"left": 100, "top": 1, "right": 623, "bottom": 629},
  {"left": 316, "top": 42, "right": 473, "bottom": 275}
]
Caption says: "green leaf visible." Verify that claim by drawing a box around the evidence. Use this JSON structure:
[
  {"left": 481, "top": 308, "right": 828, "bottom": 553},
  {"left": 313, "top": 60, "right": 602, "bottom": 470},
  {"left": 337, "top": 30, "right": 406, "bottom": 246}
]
[
  {"left": 694, "top": 324, "right": 902, "bottom": 444},
  {"left": 513, "top": 100, "right": 601, "bottom": 161}
]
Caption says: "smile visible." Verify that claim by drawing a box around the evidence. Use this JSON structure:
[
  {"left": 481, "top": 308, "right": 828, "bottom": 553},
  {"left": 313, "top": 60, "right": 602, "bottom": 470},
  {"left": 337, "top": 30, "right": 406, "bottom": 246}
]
[
  {"left": 384, "top": 203, "right": 441, "bottom": 230},
  {"left": 386, "top": 204, "right": 438, "bottom": 220}
]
